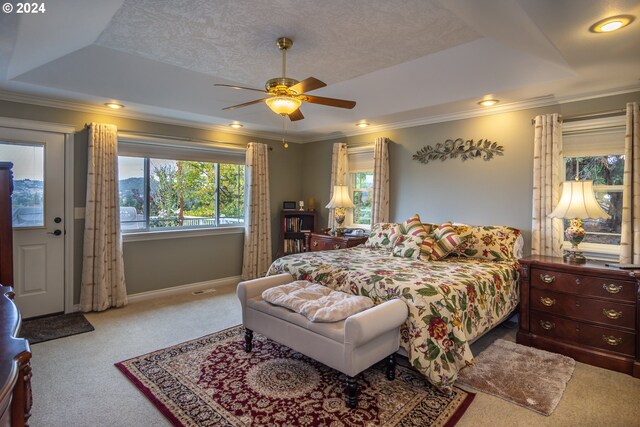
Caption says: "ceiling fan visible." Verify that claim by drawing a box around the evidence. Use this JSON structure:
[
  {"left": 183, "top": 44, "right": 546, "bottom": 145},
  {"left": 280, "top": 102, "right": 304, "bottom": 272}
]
[{"left": 215, "top": 37, "right": 356, "bottom": 121}]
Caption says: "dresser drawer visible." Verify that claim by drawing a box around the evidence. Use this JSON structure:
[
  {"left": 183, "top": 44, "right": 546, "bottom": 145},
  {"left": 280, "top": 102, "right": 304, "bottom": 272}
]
[
  {"left": 531, "top": 311, "right": 636, "bottom": 356},
  {"left": 530, "top": 288, "right": 636, "bottom": 330},
  {"left": 310, "top": 237, "right": 345, "bottom": 251},
  {"left": 531, "top": 268, "right": 636, "bottom": 302}
]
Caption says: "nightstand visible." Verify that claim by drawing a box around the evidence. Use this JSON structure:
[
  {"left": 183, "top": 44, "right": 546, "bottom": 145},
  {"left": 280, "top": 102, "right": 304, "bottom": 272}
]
[
  {"left": 307, "top": 233, "right": 367, "bottom": 252},
  {"left": 517, "top": 255, "right": 640, "bottom": 378}
]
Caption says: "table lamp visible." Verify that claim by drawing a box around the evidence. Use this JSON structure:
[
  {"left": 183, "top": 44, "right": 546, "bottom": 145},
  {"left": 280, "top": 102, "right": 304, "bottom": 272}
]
[
  {"left": 548, "top": 178, "right": 610, "bottom": 263},
  {"left": 326, "top": 185, "right": 355, "bottom": 235}
]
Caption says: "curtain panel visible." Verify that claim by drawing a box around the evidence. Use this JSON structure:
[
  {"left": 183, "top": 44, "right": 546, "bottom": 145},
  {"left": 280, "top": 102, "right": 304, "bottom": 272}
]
[
  {"left": 620, "top": 102, "right": 640, "bottom": 264},
  {"left": 531, "top": 114, "right": 564, "bottom": 257},
  {"left": 371, "top": 137, "right": 390, "bottom": 224},
  {"left": 328, "top": 143, "right": 349, "bottom": 229},
  {"left": 242, "top": 142, "right": 272, "bottom": 280},
  {"left": 80, "top": 123, "right": 128, "bottom": 312}
]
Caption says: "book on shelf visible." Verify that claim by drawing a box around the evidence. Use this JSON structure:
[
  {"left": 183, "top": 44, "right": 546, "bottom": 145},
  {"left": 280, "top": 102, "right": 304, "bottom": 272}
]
[{"left": 283, "top": 238, "right": 305, "bottom": 254}]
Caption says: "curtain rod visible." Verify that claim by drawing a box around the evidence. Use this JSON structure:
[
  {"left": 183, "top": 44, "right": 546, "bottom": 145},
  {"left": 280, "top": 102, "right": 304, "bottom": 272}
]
[
  {"left": 530, "top": 108, "right": 626, "bottom": 125},
  {"left": 83, "top": 124, "right": 272, "bottom": 150}
]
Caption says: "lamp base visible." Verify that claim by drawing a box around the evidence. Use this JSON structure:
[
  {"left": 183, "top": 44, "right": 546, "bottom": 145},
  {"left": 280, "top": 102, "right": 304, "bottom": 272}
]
[{"left": 564, "top": 250, "right": 586, "bottom": 264}]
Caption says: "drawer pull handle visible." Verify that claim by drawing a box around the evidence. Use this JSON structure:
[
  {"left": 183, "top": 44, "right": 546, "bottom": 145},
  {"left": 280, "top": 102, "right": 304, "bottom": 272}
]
[
  {"left": 602, "top": 335, "right": 622, "bottom": 346},
  {"left": 602, "top": 283, "right": 622, "bottom": 294},
  {"left": 540, "top": 297, "right": 556, "bottom": 307},
  {"left": 575, "top": 278, "right": 581, "bottom": 285},
  {"left": 333, "top": 244, "right": 341, "bottom": 250},
  {"left": 313, "top": 241, "right": 318, "bottom": 247},
  {"left": 602, "top": 309, "right": 622, "bottom": 320},
  {"left": 539, "top": 320, "right": 555, "bottom": 330},
  {"left": 540, "top": 274, "right": 556, "bottom": 284}
]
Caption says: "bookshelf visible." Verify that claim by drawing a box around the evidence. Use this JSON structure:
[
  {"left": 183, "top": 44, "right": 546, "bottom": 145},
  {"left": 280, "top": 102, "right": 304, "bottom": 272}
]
[{"left": 281, "top": 210, "right": 317, "bottom": 256}]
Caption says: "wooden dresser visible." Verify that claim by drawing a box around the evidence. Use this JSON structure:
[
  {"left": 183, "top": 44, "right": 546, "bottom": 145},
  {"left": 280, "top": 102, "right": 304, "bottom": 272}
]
[
  {"left": 517, "top": 255, "right": 640, "bottom": 377},
  {"left": 308, "top": 233, "right": 368, "bottom": 252},
  {"left": 0, "top": 162, "right": 32, "bottom": 427}
]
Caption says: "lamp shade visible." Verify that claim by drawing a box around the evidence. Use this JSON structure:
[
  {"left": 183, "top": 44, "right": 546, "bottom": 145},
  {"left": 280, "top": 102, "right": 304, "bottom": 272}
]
[
  {"left": 325, "top": 185, "right": 355, "bottom": 209},
  {"left": 548, "top": 180, "right": 610, "bottom": 220},
  {"left": 265, "top": 96, "right": 302, "bottom": 115}
]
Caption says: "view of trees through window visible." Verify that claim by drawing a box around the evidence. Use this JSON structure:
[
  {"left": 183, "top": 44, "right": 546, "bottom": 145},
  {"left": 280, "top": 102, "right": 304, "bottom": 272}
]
[
  {"left": 119, "top": 156, "right": 244, "bottom": 231},
  {"left": 564, "top": 155, "right": 624, "bottom": 245},
  {"left": 351, "top": 171, "right": 373, "bottom": 225}
]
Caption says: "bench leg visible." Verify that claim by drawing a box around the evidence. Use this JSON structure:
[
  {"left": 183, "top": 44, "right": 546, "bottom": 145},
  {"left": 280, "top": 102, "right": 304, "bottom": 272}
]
[
  {"left": 244, "top": 328, "right": 253, "bottom": 353},
  {"left": 386, "top": 354, "right": 396, "bottom": 380},
  {"left": 346, "top": 376, "right": 358, "bottom": 408}
]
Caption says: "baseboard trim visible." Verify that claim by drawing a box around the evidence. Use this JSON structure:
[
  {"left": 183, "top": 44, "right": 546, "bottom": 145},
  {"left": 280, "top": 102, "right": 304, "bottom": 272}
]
[
  {"left": 127, "top": 276, "right": 242, "bottom": 304},
  {"left": 70, "top": 275, "right": 242, "bottom": 311}
]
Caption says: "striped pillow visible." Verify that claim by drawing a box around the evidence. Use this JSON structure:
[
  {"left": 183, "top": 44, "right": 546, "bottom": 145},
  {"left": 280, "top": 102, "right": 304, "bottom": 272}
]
[
  {"left": 430, "top": 222, "right": 462, "bottom": 260},
  {"left": 400, "top": 214, "right": 428, "bottom": 238}
]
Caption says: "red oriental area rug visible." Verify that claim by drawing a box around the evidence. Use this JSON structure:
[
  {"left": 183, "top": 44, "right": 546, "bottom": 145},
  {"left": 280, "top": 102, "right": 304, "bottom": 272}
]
[{"left": 116, "top": 325, "right": 474, "bottom": 426}]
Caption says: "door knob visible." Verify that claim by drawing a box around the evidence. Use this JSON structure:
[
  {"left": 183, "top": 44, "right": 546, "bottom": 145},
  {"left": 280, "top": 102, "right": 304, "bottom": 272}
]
[
  {"left": 47, "top": 229, "right": 62, "bottom": 236},
  {"left": 54, "top": 217, "right": 62, "bottom": 223}
]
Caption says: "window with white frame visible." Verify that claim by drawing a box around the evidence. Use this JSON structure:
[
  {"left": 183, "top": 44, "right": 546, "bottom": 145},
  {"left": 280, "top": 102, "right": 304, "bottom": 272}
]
[
  {"left": 347, "top": 145, "right": 374, "bottom": 227},
  {"left": 562, "top": 117, "right": 625, "bottom": 258},
  {"left": 118, "top": 135, "right": 245, "bottom": 233}
]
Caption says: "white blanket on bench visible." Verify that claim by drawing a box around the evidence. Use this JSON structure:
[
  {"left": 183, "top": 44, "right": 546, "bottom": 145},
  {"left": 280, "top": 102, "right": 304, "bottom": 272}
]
[{"left": 262, "top": 280, "right": 374, "bottom": 322}]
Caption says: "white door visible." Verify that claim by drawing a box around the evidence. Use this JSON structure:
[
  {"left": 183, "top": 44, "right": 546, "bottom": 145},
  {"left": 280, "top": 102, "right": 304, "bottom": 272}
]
[{"left": 0, "top": 127, "right": 65, "bottom": 318}]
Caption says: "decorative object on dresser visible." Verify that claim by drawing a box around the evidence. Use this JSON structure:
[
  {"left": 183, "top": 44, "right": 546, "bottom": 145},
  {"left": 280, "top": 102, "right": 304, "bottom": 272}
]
[
  {"left": 281, "top": 210, "right": 316, "bottom": 255},
  {"left": 325, "top": 185, "right": 354, "bottom": 235},
  {"left": 412, "top": 138, "right": 504, "bottom": 164},
  {"left": 548, "top": 178, "right": 610, "bottom": 263},
  {"left": 282, "top": 201, "right": 296, "bottom": 210},
  {"left": 0, "top": 162, "right": 33, "bottom": 427},
  {"left": 517, "top": 255, "right": 640, "bottom": 378},
  {"left": 308, "top": 232, "right": 367, "bottom": 252}
]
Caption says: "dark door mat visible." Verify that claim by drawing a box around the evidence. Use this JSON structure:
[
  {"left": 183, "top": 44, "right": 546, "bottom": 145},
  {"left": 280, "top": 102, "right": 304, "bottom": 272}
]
[{"left": 19, "top": 312, "right": 95, "bottom": 344}]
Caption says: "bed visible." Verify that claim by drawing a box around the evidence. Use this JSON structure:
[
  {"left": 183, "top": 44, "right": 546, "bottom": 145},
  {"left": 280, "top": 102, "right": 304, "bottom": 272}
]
[{"left": 267, "top": 225, "right": 521, "bottom": 394}]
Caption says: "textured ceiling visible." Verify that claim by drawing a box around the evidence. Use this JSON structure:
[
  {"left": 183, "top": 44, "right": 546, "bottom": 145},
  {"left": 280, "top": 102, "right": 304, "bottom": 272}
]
[{"left": 95, "top": 0, "right": 480, "bottom": 87}]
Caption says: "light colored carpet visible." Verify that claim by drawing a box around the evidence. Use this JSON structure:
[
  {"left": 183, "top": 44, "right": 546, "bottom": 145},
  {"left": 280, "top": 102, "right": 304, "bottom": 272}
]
[
  {"left": 457, "top": 339, "right": 575, "bottom": 415},
  {"left": 28, "top": 285, "right": 640, "bottom": 427}
]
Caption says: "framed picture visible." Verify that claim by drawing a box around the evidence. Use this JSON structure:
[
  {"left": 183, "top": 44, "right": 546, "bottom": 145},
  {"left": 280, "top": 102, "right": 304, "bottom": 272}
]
[{"left": 282, "top": 201, "right": 296, "bottom": 210}]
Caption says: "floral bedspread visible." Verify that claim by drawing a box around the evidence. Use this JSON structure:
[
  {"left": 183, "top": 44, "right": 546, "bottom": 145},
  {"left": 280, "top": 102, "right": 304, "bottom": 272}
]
[{"left": 267, "top": 246, "right": 519, "bottom": 393}]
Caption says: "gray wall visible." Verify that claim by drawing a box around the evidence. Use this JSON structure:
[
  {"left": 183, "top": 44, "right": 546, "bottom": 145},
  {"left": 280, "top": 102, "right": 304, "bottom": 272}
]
[
  {"left": 0, "top": 100, "right": 303, "bottom": 303},
  {"left": 300, "top": 92, "right": 640, "bottom": 256}
]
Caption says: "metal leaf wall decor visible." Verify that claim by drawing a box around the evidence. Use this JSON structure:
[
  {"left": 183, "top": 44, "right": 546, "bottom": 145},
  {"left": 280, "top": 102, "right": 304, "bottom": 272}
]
[{"left": 413, "top": 138, "right": 504, "bottom": 164}]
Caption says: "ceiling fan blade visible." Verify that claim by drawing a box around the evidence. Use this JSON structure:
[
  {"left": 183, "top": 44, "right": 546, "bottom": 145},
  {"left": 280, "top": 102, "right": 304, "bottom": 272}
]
[
  {"left": 288, "top": 109, "right": 304, "bottom": 121},
  {"left": 215, "top": 84, "right": 267, "bottom": 93},
  {"left": 289, "top": 77, "right": 327, "bottom": 94},
  {"left": 222, "top": 98, "right": 270, "bottom": 110},
  {"left": 303, "top": 95, "right": 356, "bottom": 109}
]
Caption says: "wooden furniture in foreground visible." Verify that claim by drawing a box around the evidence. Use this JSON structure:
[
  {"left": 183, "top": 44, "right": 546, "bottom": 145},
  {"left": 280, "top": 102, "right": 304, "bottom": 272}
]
[
  {"left": 517, "top": 255, "right": 640, "bottom": 378},
  {"left": 0, "top": 162, "right": 32, "bottom": 426},
  {"left": 281, "top": 210, "right": 317, "bottom": 255},
  {"left": 0, "top": 162, "right": 14, "bottom": 286},
  {"left": 308, "top": 233, "right": 368, "bottom": 252}
]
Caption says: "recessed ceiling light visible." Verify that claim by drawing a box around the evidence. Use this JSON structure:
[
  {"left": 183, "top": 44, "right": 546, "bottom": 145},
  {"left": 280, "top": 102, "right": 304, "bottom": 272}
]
[
  {"left": 228, "top": 122, "right": 243, "bottom": 129},
  {"left": 356, "top": 121, "right": 370, "bottom": 128},
  {"left": 478, "top": 99, "right": 499, "bottom": 107},
  {"left": 104, "top": 102, "right": 124, "bottom": 109},
  {"left": 589, "top": 15, "right": 634, "bottom": 33}
]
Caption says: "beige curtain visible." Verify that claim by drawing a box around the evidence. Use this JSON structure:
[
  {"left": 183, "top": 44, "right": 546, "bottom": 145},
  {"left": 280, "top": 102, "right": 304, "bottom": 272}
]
[
  {"left": 242, "top": 142, "right": 272, "bottom": 280},
  {"left": 531, "top": 114, "right": 564, "bottom": 257},
  {"left": 328, "top": 143, "right": 349, "bottom": 229},
  {"left": 620, "top": 102, "right": 640, "bottom": 264},
  {"left": 371, "top": 137, "right": 390, "bottom": 224},
  {"left": 80, "top": 123, "right": 127, "bottom": 312}
]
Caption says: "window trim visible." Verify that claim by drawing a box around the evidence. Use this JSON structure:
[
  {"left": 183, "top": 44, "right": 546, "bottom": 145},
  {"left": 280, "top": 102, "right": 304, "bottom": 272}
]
[{"left": 122, "top": 225, "right": 244, "bottom": 242}]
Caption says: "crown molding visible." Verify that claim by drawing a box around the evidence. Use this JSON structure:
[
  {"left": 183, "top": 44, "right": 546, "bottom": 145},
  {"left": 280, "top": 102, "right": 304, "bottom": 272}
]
[
  {"left": 302, "top": 86, "right": 640, "bottom": 143},
  {"left": 0, "top": 89, "right": 306, "bottom": 143}
]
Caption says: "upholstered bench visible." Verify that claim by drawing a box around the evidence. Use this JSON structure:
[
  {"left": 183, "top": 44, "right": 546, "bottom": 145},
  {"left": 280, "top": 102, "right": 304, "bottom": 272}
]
[{"left": 237, "top": 273, "right": 408, "bottom": 407}]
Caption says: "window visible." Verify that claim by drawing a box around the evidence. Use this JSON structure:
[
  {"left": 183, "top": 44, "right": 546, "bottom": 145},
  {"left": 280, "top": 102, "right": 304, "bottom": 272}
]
[
  {"left": 562, "top": 117, "right": 625, "bottom": 257},
  {"left": 0, "top": 142, "right": 44, "bottom": 227},
  {"left": 118, "top": 135, "right": 245, "bottom": 233},
  {"left": 350, "top": 171, "right": 373, "bottom": 226},
  {"left": 346, "top": 145, "right": 375, "bottom": 227}
]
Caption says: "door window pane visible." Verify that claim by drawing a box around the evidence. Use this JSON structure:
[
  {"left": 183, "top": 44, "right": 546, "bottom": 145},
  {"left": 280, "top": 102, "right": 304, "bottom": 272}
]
[{"left": 0, "top": 142, "right": 45, "bottom": 227}]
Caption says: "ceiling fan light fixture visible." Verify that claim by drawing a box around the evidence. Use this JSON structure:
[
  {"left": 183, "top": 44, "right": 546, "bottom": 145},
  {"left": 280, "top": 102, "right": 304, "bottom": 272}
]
[
  {"left": 589, "top": 15, "right": 634, "bottom": 33},
  {"left": 265, "top": 96, "right": 302, "bottom": 115}
]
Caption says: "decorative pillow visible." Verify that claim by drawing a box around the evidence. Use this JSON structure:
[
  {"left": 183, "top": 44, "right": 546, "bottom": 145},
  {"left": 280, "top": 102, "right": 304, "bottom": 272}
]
[
  {"left": 420, "top": 222, "right": 462, "bottom": 261},
  {"left": 451, "top": 225, "right": 522, "bottom": 261},
  {"left": 391, "top": 233, "right": 423, "bottom": 259},
  {"left": 364, "top": 222, "right": 399, "bottom": 249},
  {"left": 401, "top": 214, "right": 429, "bottom": 238}
]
